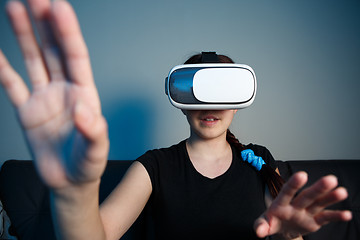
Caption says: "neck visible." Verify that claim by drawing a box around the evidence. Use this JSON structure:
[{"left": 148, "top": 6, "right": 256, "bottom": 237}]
[
  {"left": 186, "top": 131, "right": 230, "bottom": 162},
  {"left": 186, "top": 131, "right": 233, "bottom": 179}
]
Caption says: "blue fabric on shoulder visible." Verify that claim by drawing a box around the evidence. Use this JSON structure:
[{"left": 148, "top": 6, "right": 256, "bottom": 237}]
[{"left": 241, "top": 149, "right": 266, "bottom": 171}]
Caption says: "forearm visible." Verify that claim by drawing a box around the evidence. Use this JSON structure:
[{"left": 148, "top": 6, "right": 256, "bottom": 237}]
[{"left": 50, "top": 179, "right": 106, "bottom": 240}]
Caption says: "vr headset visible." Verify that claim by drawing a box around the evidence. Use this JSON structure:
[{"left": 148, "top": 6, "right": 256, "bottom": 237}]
[{"left": 165, "top": 52, "right": 257, "bottom": 110}]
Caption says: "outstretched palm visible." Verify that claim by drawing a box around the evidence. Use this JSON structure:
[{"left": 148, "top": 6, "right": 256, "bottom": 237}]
[
  {"left": 0, "top": 0, "right": 109, "bottom": 189},
  {"left": 254, "top": 172, "right": 352, "bottom": 239}
]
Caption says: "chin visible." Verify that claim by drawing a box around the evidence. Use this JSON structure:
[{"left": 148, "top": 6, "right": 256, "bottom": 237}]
[{"left": 196, "top": 130, "right": 226, "bottom": 141}]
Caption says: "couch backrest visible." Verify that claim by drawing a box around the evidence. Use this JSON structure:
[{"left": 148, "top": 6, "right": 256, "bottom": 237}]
[
  {"left": 0, "top": 160, "right": 153, "bottom": 240},
  {"left": 1, "top": 159, "right": 359, "bottom": 240}
]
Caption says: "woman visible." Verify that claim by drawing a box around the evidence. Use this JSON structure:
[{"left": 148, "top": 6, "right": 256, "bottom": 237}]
[
  {"left": 0, "top": 0, "right": 352, "bottom": 239},
  {"left": 139, "top": 53, "right": 284, "bottom": 239}
]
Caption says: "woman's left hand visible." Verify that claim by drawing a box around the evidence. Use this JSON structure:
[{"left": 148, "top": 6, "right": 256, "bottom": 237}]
[{"left": 254, "top": 171, "right": 352, "bottom": 239}]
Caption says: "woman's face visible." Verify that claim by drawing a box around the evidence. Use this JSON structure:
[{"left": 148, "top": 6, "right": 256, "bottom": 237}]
[{"left": 183, "top": 109, "right": 237, "bottom": 141}]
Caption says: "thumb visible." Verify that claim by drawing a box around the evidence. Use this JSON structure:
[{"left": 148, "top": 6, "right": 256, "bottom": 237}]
[
  {"left": 73, "top": 100, "right": 94, "bottom": 134},
  {"left": 73, "top": 100, "right": 108, "bottom": 142},
  {"left": 254, "top": 215, "right": 271, "bottom": 238}
]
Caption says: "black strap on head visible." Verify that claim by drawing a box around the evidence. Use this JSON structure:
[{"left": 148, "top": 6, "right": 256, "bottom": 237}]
[{"left": 200, "top": 52, "right": 219, "bottom": 63}]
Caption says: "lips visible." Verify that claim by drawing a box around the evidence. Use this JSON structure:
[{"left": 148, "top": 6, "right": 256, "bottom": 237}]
[
  {"left": 201, "top": 115, "right": 219, "bottom": 121},
  {"left": 200, "top": 115, "right": 219, "bottom": 126}
]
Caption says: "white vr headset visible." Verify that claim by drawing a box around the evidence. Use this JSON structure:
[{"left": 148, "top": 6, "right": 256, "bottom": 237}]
[{"left": 165, "top": 62, "right": 257, "bottom": 110}]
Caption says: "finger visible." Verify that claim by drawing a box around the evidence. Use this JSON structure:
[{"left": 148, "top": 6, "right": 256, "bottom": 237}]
[
  {"left": 27, "top": 0, "right": 66, "bottom": 81},
  {"left": 51, "top": 0, "right": 94, "bottom": 86},
  {"left": 292, "top": 175, "right": 338, "bottom": 209},
  {"left": 73, "top": 101, "right": 109, "bottom": 161},
  {"left": 315, "top": 210, "right": 352, "bottom": 226},
  {"left": 6, "top": 1, "right": 49, "bottom": 89},
  {"left": 307, "top": 187, "right": 348, "bottom": 215},
  {"left": 254, "top": 216, "right": 270, "bottom": 238},
  {"left": 274, "top": 171, "right": 308, "bottom": 206},
  {"left": 0, "top": 50, "right": 30, "bottom": 107}
]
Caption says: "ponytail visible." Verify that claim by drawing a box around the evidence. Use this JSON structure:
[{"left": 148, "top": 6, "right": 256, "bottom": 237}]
[{"left": 226, "top": 129, "right": 284, "bottom": 198}]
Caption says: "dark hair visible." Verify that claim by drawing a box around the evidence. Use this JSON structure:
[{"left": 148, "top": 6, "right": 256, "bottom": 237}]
[
  {"left": 184, "top": 52, "right": 284, "bottom": 198},
  {"left": 184, "top": 53, "right": 235, "bottom": 64}
]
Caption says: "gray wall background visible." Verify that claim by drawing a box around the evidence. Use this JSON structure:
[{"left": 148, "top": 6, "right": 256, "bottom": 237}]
[{"left": 1, "top": 0, "right": 359, "bottom": 161}]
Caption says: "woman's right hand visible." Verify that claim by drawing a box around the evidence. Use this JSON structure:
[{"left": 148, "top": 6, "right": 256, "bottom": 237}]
[{"left": 0, "top": 0, "right": 109, "bottom": 189}]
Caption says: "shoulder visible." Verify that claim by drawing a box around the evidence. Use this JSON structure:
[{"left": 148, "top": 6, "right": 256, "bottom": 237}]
[
  {"left": 135, "top": 140, "right": 187, "bottom": 188},
  {"left": 136, "top": 140, "right": 186, "bottom": 174},
  {"left": 244, "top": 143, "right": 277, "bottom": 169},
  {"left": 244, "top": 143, "right": 271, "bottom": 156},
  {"left": 137, "top": 140, "right": 186, "bottom": 162}
]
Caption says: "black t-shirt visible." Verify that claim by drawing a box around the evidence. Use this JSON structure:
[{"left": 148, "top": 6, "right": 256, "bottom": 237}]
[{"left": 137, "top": 140, "right": 277, "bottom": 240}]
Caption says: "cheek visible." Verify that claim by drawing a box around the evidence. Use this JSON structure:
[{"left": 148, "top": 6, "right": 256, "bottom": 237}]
[
  {"left": 223, "top": 112, "right": 236, "bottom": 126},
  {"left": 185, "top": 114, "right": 197, "bottom": 128},
  {"left": 225, "top": 118, "right": 234, "bottom": 127}
]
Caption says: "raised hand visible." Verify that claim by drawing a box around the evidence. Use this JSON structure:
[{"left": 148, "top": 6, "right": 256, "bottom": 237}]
[
  {"left": 254, "top": 171, "right": 352, "bottom": 239},
  {"left": 0, "top": 0, "right": 109, "bottom": 189}
]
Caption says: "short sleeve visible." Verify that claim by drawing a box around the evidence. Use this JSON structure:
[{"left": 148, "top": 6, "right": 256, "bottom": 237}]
[{"left": 136, "top": 150, "right": 158, "bottom": 189}]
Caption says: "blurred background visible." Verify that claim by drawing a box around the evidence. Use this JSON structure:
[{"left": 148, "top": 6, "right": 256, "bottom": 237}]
[{"left": 0, "top": 0, "right": 359, "bottom": 161}]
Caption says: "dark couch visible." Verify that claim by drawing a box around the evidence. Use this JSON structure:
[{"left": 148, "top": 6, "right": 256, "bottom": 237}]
[{"left": 0, "top": 159, "right": 359, "bottom": 240}]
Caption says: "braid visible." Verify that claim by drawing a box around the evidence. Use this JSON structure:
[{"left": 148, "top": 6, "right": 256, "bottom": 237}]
[
  {"left": 226, "top": 129, "right": 284, "bottom": 198},
  {"left": 226, "top": 129, "right": 245, "bottom": 152}
]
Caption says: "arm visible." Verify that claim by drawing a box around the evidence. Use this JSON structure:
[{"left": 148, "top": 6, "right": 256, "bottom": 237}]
[
  {"left": 0, "top": 0, "right": 151, "bottom": 239},
  {"left": 100, "top": 161, "right": 152, "bottom": 239},
  {"left": 51, "top": 161, "right": 152, "bottom": 240}
]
